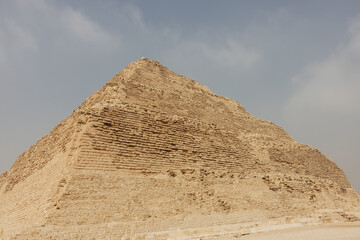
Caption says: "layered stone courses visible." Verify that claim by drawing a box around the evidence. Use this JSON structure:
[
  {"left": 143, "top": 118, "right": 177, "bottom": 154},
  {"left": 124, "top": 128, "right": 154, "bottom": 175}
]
[
  {"left": 76, "top": 105, "right": 254, "bottom": 173},
  {"left": 0, "top": 57, "right": 359, "bottom": 239}
]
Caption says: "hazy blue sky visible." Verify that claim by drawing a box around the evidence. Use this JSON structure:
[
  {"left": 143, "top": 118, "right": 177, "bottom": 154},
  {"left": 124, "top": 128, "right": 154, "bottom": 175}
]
[{"left": 1, "top": 0, "right": 360, "bottom": 193}]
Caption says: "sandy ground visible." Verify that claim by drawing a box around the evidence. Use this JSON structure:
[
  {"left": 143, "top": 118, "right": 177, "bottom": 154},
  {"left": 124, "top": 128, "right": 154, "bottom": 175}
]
[{"left": 230, "top": 223, "right": 360, "bottom": 240}]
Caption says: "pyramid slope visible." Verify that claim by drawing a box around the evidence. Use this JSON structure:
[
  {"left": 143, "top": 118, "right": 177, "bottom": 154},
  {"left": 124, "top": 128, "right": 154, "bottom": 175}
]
[
  {"left": 1, "top": 58, "right": 359, "bottom": 239},
  {"left": 81, "top": 57, "right": 293, "bottom": 142},
  {"left": 0, "top": 109, "right": 87, "bottom": 236}
]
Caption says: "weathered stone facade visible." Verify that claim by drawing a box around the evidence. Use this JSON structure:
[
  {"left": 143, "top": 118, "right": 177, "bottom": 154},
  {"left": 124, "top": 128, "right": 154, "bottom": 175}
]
[{"left": 0, "top": 58, "right": 359, "bottom": 239}]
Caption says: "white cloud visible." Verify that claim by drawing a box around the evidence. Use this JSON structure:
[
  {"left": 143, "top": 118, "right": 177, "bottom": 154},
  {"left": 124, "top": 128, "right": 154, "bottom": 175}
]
[
  {"left": 205, "top": 38, "right": 261, "bottom": 68},
  {"left": 1, "top": 0, "right": 120, "bottom": 56},
  {"left": 14, "top": 0, "right": 50, "bottom": 12},
  {"left": 0, "top": 0, "right": 123, "bottom": 88},
  {"left": 60, "top": 8, "right": 118, "bottom": 47},
  {"left": 170, "top": 38, "right": 261, "bottom": 69},
  {"left": 0, "top": 30, "right": 7, "bottom": 66},
  {"left": 123, "top": 4, "right": 145, "bottom": 29},
  {"left": 0, "top": 20, "right": 38, "bottom": 65},
  {"left": 286, "top": 19, "right": 360, "bottom": 117}
]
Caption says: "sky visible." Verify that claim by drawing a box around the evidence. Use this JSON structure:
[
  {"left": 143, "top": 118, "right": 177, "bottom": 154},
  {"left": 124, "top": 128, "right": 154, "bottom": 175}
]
[{"left": 0, "top": 0, "right": 359, "bottom": 193}]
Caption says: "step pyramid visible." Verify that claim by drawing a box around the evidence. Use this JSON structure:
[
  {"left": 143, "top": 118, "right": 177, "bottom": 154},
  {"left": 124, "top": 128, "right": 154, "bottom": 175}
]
[{"left": 0, "top": 58, "right": 359, "bottom": 239}]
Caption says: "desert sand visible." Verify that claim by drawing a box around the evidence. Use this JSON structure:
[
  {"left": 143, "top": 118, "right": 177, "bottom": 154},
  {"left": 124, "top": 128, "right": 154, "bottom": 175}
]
[{"left": 234, "top": 223, "right": 360, "bottom": 240}]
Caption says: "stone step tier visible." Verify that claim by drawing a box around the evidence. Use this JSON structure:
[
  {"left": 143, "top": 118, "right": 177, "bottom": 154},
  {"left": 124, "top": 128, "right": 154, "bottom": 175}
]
[{"left": 74, "top": 106, "right": 257, "bottom": 173}]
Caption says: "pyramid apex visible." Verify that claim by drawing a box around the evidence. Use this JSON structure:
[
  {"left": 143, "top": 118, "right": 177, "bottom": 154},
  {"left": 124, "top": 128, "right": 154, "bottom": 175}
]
[
  {"left": 132, "top": 57, "right": 162, "bottom": 66},
  {"left": 139, "top": 57, "right": 150, "bottom": 61}
]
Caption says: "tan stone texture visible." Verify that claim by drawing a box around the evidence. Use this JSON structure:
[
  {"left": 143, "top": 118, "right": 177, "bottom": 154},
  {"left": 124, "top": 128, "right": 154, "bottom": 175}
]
[{"left": 0, "top": 58, "right": 359, "bottom": 239}]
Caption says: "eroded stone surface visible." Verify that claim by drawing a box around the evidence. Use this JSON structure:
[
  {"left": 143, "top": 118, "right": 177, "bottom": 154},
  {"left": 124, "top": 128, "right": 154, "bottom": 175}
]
[{"left": 0, "top": 58, "right": 359, "bottom": 239}]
